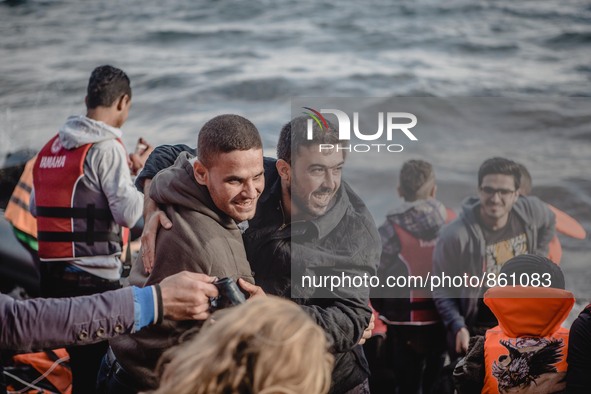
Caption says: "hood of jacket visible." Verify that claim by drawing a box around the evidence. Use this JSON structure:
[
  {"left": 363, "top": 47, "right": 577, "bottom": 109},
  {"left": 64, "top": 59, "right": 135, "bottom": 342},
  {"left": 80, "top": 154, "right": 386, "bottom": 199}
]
[
  {"left": 484, "top": 286, "right": 574, "bottom": 338},
  {"left": 149, "top": 151, "right": 237, "bottom": 230},
  {"left": 58, "top": 115, "right": 122, "bottom": 149},
  {"left": 385, "top": 198, "right": 448, "bottom": 241}
]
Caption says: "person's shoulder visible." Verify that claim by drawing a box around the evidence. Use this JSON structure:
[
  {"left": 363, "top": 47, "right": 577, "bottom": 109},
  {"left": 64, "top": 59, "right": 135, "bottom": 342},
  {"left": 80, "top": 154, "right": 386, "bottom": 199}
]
[{"left": 513, "top": 195, "right": 551, "bottom": 219}]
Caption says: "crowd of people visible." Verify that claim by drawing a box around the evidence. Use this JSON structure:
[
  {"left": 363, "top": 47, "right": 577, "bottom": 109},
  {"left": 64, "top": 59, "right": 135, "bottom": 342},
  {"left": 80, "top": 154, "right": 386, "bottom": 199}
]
[{"left": 1, "top": 64, "right": 589, "bottom": 394}]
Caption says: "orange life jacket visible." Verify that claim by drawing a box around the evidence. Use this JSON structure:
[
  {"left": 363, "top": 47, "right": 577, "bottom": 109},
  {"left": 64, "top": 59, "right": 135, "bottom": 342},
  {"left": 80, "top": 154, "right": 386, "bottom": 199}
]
[
  {"left": 389, "top": 208, "right": 456, "bottom": 324},
  {"left": 6, "top": 349, "right": 72, "bottom": 394},
  {"left": 546, "top": 204, "right": 587, "bottom": 265},
  {"left": 4, "top": 156, "right": 38, "bottom": 239},
  {"left": 32, "top": 135, "right": 123, "bottom": 260},
  {"left": 482, "top": 286, "right": 574, "bottom": 394}
]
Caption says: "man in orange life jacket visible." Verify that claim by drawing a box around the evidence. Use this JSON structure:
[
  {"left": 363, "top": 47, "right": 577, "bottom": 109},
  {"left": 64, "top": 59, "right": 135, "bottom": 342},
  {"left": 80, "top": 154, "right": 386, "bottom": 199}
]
[
  {"left": 371, "top": 159, "right": 456, "bottom": 394},
  {"left": 30, "top": 65, "right": 143, "bottom": 394},
  {"left": 453, "top": 254, "right": 573, "bottom": 394}
]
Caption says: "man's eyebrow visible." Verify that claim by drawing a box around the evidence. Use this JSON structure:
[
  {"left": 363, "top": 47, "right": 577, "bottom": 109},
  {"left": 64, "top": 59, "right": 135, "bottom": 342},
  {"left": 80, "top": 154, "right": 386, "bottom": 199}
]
[
  {"left": 223, "top": 170, "right": 264, "bottom": 182},
  {"left": 307, "top": 161, "right": 345, "bottom": 169},
  {"left": 223, "top": 175, "right": 244, "bottom": 182}
]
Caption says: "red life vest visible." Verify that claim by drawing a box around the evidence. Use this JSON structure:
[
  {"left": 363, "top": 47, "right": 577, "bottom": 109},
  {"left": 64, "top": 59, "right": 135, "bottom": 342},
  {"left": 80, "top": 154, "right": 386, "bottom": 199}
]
[
  {"left": 389, "top": 207, "right": 456, "bottom": 324},
  {"left": 482, "top": 286, "right": 574, "bottom": 394},
  {"left": 32, "top": 135, "right": 122, "bottom": 260}
]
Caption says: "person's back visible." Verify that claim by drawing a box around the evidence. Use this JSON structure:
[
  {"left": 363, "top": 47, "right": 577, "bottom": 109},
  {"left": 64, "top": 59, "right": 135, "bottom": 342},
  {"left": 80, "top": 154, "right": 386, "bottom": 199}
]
[
  {"left": 372, "top": 159, "right": 454, "bottom": 394},
  {"left": 454, "top": 254, "right": 573, "bottom": 394},
  {"left": 30, "top": 65, "right": 142, "bottom": 394}
]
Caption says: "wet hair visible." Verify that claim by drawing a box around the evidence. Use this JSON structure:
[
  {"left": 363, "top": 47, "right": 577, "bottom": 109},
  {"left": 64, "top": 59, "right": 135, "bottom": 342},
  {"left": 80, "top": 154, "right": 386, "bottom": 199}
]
[
  {"left": 517, "top": 163, "right": 532, "bottom": 196},
  {"left": 276, "top": 115, "right": 347, "bottom": 163},
  {"left": 86, "top": 65, "right": 131, "bottom": 109},
  {"left": 150, "top": 296, "right": 334, "bottom": 394},
  {"left": 477, "top": 157, "right": 521, "bottom": 191},
  {"left": 399, "top": 159, "right": 435, "bottom": 202},
  {"left": 197, "top": 114, "right": 262, "bottom": 167},
  {"left": 500, "top": 254, "right": 565, "bottom": 290}
]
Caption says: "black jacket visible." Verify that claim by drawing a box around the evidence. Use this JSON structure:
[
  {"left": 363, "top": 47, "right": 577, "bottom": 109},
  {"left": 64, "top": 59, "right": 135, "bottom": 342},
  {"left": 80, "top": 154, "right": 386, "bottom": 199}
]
[{"left": 243, "top": 158, "right": 380, "bottom": 393}]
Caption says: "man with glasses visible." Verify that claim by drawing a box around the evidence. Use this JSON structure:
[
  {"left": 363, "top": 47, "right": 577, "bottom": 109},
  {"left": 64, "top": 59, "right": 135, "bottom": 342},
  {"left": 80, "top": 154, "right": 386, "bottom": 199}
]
[{"left": 432, "top": 157, "right": 555, "bottom": 360}]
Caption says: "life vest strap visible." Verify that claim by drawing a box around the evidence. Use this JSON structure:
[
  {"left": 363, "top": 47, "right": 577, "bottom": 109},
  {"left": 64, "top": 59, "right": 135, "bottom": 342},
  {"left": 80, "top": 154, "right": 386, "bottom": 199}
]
[
  {"left": 38, "top": 231, "right": 121, "bottom": 244},
  {"left": 9, "top": 195, "right": 29, "bottom": 211},
  {"left": 36, "top": 205, "right": 113, "bottom": 220}
]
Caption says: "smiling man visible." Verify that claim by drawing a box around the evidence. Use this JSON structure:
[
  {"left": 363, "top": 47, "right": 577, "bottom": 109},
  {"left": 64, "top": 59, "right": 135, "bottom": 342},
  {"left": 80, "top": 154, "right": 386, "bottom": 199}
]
[
  {"left": 132, "top": 116, "right": 380, "bottom": 394},
  {"left": 243, "top": 116, "right": 380, "bottom": 393},
  {"left": 432, "top": 157, "right": 556, "bottom": 360},
  {"left": 101, "top": 114, "right": 262, "bottom": 393}
]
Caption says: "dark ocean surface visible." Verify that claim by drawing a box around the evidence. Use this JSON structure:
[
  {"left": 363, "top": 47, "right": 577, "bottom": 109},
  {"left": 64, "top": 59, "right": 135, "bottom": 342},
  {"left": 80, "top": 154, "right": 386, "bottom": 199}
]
[{"left": 1, "top": 0, "right": 590, "bottom": 322}]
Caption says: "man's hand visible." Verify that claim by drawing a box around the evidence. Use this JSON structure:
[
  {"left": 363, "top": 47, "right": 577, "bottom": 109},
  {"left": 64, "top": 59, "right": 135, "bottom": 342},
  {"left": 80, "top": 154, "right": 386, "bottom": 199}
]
[
  {"left": 141, "top": 208, "right": 172, "bottom": 274},
  {"left": 358, "top": 313, "right": 375, "bottom": 345},
  {"left": 140, "top": 179, "right": 172, "bottom": 274},
  {"left": 129, "top": 138, "right": 154, "bottom": 176},
  {"left": 159, "top": 271, "right": 218, "bottom": 321},
  {"left": 455, "top": 326, "right": 470, "bottom": 355},
  {"left": 238, "top": 278, "right": 266, "bottom": 299}
]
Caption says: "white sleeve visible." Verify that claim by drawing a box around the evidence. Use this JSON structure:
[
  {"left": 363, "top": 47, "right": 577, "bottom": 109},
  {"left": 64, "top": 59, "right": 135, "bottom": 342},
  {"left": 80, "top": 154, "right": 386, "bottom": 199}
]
[{"left": 91, "top": 141, "right": 143, "bottom": 227}]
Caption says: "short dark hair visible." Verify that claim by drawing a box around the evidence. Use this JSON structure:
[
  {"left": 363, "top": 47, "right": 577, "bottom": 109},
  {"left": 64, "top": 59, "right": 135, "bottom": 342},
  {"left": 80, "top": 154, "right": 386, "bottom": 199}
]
[
  {"left": 86, "top": 65, "right": 131, "bottom": 109},
  {"left": 399, "top": 159, "right": 435, "bottom": 201},
  {"left": 517, "top": 163, "right": 532, "bottom": 195},
  {"left": 197, "top": 114, "right": 262, "bottom": 167},
  {"left": 478, "top": 157, "right": 521, "bottom": 190},
  {"left": 276, "top": 115, "right": 347, "bottom": 163},
  {"left": 500, "top": 254, "right": 565, "bottom": 290}
]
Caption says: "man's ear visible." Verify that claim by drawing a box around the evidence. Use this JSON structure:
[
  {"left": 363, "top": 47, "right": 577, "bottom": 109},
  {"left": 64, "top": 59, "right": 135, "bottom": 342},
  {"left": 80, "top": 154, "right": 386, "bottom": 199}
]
[
  {"left": 193, "top": 160, "right": 208, "bottom": 185},
  {"left": 84, "top": 96, "right": 88, "bottom": 107},
  {"left": 276, "top": 159, "right": 291, "bottom": 181},
  {"left": 430, "top": 184, "right": 437, "bottom": 198},
  {"left": 116, "top": 94, "right": 130, "bottom": 111},
  {"left": 397, "top": 185, "right": 403, "bottom": 198}
]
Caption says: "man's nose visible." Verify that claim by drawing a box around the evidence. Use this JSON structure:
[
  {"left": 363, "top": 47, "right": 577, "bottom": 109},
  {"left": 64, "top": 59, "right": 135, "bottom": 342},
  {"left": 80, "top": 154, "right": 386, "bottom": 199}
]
[
  {"left": 489, "top": 191, "right": 502, "bottom": 202},
  {"left": 242, "top": 180, "right": 258, "bottom": 198},
  {"left": 322, "top": 170, "right": 336, "bottom": 188}
]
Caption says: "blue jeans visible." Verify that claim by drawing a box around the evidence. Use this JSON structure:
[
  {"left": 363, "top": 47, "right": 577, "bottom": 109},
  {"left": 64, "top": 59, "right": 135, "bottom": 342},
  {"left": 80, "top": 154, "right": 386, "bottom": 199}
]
[{"left": 96, "top": 348, "right": 138, "bottom": 394}]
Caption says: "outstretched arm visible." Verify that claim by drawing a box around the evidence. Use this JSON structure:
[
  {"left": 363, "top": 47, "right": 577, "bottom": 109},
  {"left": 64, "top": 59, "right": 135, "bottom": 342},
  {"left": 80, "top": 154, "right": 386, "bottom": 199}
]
[{"left": 0, "top": 271, "right": 218, "bottom": 352}]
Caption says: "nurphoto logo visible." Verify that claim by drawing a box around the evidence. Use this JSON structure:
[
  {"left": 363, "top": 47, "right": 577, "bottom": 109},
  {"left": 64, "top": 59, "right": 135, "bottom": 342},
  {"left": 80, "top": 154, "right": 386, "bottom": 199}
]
[{"left": 303, "top": 107, "right": 418, "bottom": 153}]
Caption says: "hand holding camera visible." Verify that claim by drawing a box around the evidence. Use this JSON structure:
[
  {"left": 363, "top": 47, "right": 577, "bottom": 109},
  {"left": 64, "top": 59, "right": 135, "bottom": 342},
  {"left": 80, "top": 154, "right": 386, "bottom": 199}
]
[{"left": 209, "top": 277, "right": 247, "bottom": 311}]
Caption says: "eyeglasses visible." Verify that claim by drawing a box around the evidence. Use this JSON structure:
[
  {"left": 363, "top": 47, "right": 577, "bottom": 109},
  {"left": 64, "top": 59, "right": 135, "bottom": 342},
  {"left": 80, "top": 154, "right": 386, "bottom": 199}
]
[{"left": 479, "top": 186, "right": 516, "bottom": 197}]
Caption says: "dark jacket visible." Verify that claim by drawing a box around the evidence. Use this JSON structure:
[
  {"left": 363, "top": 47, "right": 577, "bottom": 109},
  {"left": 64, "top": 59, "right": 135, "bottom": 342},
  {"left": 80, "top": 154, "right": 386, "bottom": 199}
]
[
  {"left": 243, "top": 159, "right": 380, "bottom": 394},
  {"left": 432, "top": 195, "right": 556, "bottom": 356},
  {"left": 110, "top": 152, "right": 254, "bottom": 390},
  {"left": 567, "top": 305, "right": 591, "bottom": 393}
]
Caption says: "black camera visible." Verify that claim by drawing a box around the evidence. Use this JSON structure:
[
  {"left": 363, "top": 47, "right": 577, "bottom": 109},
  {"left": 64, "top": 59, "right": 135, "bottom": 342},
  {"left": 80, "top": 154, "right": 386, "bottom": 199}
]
[{"left": 209, "top": 277, "right": 246, "bottom": 311}]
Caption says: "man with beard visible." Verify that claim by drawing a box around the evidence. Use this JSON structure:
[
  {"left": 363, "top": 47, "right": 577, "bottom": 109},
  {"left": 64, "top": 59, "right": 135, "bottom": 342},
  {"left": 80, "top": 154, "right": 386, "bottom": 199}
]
[
  {"left": 139, "top": 116, "right": 379, "bottom": 394},
  {"left": 432, "top": 157, "right": 555, "bottom": 360}
]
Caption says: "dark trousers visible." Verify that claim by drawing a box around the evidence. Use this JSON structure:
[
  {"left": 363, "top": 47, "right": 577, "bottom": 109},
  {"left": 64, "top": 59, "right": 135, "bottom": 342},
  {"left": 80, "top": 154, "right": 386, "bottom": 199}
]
[
  {"left": 40, "top": 262, "right": 120, "bottom": 394},
  {"left": 385, "top": 323, "right": 447, "bottom": 394},
  {"left": 96, "top": 348, "right": 138, "bottom": 394}
]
